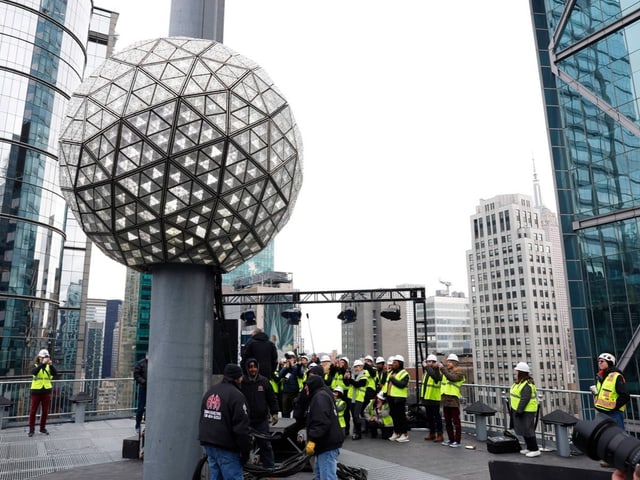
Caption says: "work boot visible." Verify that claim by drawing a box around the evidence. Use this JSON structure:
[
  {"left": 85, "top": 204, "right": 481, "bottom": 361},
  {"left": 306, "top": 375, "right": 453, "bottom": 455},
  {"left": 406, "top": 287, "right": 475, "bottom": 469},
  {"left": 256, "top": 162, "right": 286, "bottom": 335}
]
[
  {"left": 425, "top": 432, "right": 436, "bottom": 441},
  {"left": 434, "top": 433, "right": 444, "bottom": 443}
]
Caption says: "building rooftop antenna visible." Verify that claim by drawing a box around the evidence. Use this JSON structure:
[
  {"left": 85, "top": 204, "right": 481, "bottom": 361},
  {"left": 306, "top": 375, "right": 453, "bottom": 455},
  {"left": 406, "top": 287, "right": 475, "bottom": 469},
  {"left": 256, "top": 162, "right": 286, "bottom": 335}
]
[{"left": 438, "top": 279, "right": 452, "bottom": 296}]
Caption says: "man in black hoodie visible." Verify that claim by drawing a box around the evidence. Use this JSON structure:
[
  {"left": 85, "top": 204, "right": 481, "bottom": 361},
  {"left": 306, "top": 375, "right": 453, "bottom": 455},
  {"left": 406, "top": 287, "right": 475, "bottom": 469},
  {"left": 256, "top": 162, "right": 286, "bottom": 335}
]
[
  {"left": 304, "top": 375, "right": 344, "bottom": 480},
  {"left": 240, "top": 358, "right": 279, "bottom": 469},
  {"left": 199, "top": 364, "right": 251, "bottom": 478},
  {"left": 241, "top": 328, "right": 278, "bottom": 379}
]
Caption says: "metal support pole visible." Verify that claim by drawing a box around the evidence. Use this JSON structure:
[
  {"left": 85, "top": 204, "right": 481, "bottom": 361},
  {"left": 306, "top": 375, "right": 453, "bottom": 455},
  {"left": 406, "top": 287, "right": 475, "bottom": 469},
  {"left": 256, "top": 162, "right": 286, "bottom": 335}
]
[
  {"left": 169, "top": 0, "right": 225, "bottom": 41},
  {"left": 554, "top": 424, "right": 571, "bottom": 457},
  {"left": 74, "top": 403, "right": 86, "bottom": 424},
  {"left": 143, "top": 264, "right": 215, "bottom": 480},
  {"left": 475, "top": 416, "right": 488, "bottom": 441}
]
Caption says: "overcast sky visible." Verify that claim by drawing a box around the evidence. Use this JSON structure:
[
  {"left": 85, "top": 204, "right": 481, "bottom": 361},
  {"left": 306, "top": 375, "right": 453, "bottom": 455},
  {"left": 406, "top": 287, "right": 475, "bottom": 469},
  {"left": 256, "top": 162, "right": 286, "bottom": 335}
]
[{"left": 88, "top": 1, "right": 555, "bottom": 353}]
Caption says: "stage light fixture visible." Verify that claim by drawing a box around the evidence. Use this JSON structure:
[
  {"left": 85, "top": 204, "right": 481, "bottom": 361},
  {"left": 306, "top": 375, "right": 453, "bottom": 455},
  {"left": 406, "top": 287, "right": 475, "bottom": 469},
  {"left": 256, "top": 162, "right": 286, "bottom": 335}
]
[
  {"left": 337, "top": 307, "right": 357, "bottom": 324},
  {"left": 240, "top": 309, "right": 256, "bottom": 326},
  {"left": 381, "top": 304, "right": 401, "bottom": 321},
  {"left": 282, "top": 307, "right": 302, "bottom": 325}
]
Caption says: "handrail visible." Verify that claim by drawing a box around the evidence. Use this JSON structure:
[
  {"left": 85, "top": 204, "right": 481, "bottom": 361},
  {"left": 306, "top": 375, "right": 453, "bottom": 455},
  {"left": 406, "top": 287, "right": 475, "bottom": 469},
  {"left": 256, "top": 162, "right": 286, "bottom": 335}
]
[{"left": 1, "top": 378, "right": 638, "bottom": 443}]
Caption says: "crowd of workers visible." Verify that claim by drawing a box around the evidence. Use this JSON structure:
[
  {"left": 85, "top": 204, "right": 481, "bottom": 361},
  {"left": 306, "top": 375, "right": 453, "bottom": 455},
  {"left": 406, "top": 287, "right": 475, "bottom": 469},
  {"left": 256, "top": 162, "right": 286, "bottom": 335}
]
[
  {"left": 195, "top": 327, "right": 632, "bottom": 479},
  {"left": 23, "top": 328, "right": 632, "bottom": 480}
]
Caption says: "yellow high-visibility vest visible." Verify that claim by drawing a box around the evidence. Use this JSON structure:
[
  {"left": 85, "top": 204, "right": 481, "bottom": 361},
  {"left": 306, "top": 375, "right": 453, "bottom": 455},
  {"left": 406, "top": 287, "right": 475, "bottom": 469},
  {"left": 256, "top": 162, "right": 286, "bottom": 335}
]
[
  {"left": 510, "top": 381, "right": 538, "bottom": 412},
  {"left": 595, "top": 372, "right": 626, "bottom": 412}
]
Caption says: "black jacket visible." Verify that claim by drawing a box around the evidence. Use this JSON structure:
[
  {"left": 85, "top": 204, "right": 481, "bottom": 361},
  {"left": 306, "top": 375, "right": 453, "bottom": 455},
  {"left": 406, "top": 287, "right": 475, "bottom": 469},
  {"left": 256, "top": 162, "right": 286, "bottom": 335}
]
[
  {"left": 134, "top": 358, "right": 147, "bottom": 387},
  {"left": 240, "top": 358, "right": 278, "bottom": 422},
  {"left": 305, "top": 375, "right": 344, "bottom": 454},
  {"left": 241, "top": 332, "right": 278, "bottom": 379},
  {"left": 199, "top": 378, "right": 251, "bottom": 458}
]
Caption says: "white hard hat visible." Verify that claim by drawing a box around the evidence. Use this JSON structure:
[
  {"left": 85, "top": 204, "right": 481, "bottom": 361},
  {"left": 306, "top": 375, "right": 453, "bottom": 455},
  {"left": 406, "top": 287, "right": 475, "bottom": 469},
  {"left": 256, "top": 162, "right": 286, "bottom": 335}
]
[
  {"left": 376, "top": 391, "right": 386, "bottom": 400},
  {"left": 38, "top": 349, "right": 50, "bottom": 357},
  {"left": 394, "top": 355, "right": 405, "bottom": 363},
  {"left": 514, "top": 362, "right": 530, "bottom": 373},
  {"left": 339, "top": 356, "right": 349, "bottom": 365},
  {"left": 447, "top": 354, "right": 459, "bottom": 362},
  {"left": 353, "top": 359, "right": 364, "bottom": 367},
  {"left": 387, "top": 356, "right": 394, "bottom": 365},
  {"left": 364, "top": 355, "right": 374, "bottom": 362},
  {"left": 320, "top": 354, "right": 331, "bottom": 363},
  {"left": 375, "top": 356, "right": 385, "bottom": 364},
  {"left": 333, "top": 386, "right": 343, "bottom": 394},
  {"left": 427, "top": 354, "right": 438, "bottom": 362},
  {"left": 598, "top": 352, "right": 616, "bottom": 365},
  {"left": 308, "top": 362, "right": 317, "bottom": 368}
]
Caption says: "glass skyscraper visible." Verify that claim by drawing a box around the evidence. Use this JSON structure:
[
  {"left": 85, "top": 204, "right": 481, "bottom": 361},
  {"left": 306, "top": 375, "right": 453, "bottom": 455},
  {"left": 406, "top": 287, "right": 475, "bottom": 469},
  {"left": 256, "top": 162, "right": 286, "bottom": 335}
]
[
  {"left": 0, "top": 1, "right": 117, "bottom": 377},
  {"left": 530, "top": 1, "right": 640, "bottom": 396}
]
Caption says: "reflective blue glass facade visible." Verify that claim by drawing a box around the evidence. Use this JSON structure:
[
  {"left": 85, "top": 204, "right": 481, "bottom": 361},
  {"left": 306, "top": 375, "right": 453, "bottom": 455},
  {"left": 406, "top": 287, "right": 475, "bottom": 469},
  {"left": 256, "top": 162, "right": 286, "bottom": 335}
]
[
  {"left": 221, "top": 241, "right": 275, "bottom": 286},
  {"left": 0, "top": 2, "right": 118, "bottom": 378},
  {"left": 530, "top": 0, "right": 640, "bottom": 396},
  {"left": 0, "top": 0, "right": 91, "bottom": 376}
]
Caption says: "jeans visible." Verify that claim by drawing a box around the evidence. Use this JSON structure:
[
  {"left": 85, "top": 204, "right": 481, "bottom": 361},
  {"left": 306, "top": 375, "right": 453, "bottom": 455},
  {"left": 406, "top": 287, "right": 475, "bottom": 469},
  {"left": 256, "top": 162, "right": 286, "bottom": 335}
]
[
  {"left": 424, "top": 403, "right": 443, "bottom": 433},
  {"left": 602, "top": 409, "right": 625, "bottom": 429},
  {"left": 203, "top": 444, "right": 243, "bottom": 480},
  {"left": 135, "top": 386, "right": 146, "bottom": 428},
  {"left": 351, "top": 401, "right": 364, "bottom": 435},
  {"left": 443, "top": 406, "right": 461, "bottom": 443},
  {"left": 29, "top": 393, "right": 51, "bottom": 431},
  {"left": 314, "top": 448, "right": 339, "bottom": 480}
]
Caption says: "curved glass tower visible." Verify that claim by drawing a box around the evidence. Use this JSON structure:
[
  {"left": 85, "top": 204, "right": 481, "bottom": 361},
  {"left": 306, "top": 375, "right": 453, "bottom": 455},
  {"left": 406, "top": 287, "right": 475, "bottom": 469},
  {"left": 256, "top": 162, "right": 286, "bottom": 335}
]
[
  {"left": 530, "top": 1, "right": 640, "bottom": 400},
  {"left": 0, "top": 0, "right": 91, "bottom": 375}
]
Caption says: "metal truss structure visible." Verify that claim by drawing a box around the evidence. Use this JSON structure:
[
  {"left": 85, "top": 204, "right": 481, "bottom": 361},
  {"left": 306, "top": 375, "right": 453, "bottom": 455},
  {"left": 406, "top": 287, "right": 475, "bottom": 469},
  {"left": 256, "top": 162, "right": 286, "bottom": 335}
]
[{"left": 223, "top": 286, "right": 429, "bottom": 372}]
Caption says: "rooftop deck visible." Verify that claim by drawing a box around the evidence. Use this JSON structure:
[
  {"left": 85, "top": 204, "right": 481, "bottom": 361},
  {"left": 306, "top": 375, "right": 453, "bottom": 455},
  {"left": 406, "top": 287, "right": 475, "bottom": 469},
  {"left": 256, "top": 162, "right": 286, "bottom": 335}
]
[{"left": 0, "top": 417, "right": 616, "bottom": 480}]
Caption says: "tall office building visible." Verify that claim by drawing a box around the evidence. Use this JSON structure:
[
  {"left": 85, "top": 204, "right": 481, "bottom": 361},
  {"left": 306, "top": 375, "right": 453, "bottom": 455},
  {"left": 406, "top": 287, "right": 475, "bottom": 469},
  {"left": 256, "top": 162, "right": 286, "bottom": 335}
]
[
  {"left": 0, "top": 1, "right": 118, "bottom": 377},
  {"left": 84, "top": 320, "right": 104, "bottom": 380},
  {"left": 467, "top": 194, "right": 572, "bottom": 396},
  {"left": 530, "top": 1, "right": 640, "bottom": 393},
  {"left": 115, "top": 268, "right": 151, "bottom": 377},
  {"left": 424, "top": 290, "right": 470, "bottom": 356}
]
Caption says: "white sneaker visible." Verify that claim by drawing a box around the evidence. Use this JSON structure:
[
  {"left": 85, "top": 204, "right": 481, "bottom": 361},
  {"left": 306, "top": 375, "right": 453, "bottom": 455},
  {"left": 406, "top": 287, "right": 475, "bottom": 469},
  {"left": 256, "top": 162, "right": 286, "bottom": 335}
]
[
  {"left": 441, "top": 440, "right": 452, "bottom": 446},
  {"left": 526, "top": 450, "right": 541, "bottom": 458},
  {"left": 388, "top": 433, "right": 399, "bottom": 441},
  {"left": 449, "top": 442, "right": 461, "bottom": 448},
  {"left": 396, "top": 434, "right": 410, "bottom": 443},
  {"left": 520, "top": 449, "right": 530, "bottom": 454}
]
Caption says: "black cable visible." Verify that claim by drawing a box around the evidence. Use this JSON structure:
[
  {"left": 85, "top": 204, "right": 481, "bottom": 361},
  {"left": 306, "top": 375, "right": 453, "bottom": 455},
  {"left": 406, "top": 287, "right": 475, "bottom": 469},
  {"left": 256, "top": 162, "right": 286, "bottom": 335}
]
[
  {"left": 337, "top": 462, "right": 368, "bottom": 480},
  {"left": 242, "top": 451, "right": 310, "bottom": 478}
]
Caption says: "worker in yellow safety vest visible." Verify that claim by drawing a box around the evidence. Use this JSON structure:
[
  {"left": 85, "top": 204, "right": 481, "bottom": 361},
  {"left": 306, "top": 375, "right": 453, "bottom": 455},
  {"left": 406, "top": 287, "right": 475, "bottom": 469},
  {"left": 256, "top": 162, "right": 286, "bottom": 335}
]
[
  {"left": 510, "top": 362, "right": 540, "bottom": 457},
  {"left": 421, "top": 354, "right": 443, "bottom": 442},
  {"left": 385, "top": 355, "right": 410, "bottom": 443},
  {"left": 438, "top": 353, "right": 465, "bottom": 448},
  {"left": 592, "top": 352, "right": 629, "bottom": 430},
  {"left": 364, "top": 391, "right": 394, "bottom": 439},
  {"left": 28, "top": 349, "right": 58, "bottom": 437}
]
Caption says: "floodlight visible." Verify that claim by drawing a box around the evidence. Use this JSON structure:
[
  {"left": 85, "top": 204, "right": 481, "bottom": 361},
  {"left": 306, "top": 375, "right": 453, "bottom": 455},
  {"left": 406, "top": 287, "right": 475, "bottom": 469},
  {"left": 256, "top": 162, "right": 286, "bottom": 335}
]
[
  {"left": 381, "top": 304, "right": 401, "bottom": 321},
  {"left": 240, "top": 309, "right": 256, "bottom": 326},
  {"left": 282, "top": 307, "right": 302, "bottom": 325},
  {"left": 337, "top": 307, "right": 357, "bottom": 324}
]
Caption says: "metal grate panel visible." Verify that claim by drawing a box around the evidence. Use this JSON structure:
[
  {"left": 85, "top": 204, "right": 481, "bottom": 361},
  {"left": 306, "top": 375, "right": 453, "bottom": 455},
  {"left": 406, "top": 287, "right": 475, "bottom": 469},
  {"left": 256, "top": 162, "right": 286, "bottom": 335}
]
[{"left": 339, "top": 450, "right": 448, "bottom": 480}]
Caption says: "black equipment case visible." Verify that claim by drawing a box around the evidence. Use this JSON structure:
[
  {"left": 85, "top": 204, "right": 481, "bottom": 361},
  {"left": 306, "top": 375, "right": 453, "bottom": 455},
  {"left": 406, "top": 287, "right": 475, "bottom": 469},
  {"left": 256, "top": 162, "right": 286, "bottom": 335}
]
[{"left": 486, "top": 435, "right": 521, "bottom": 454}]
